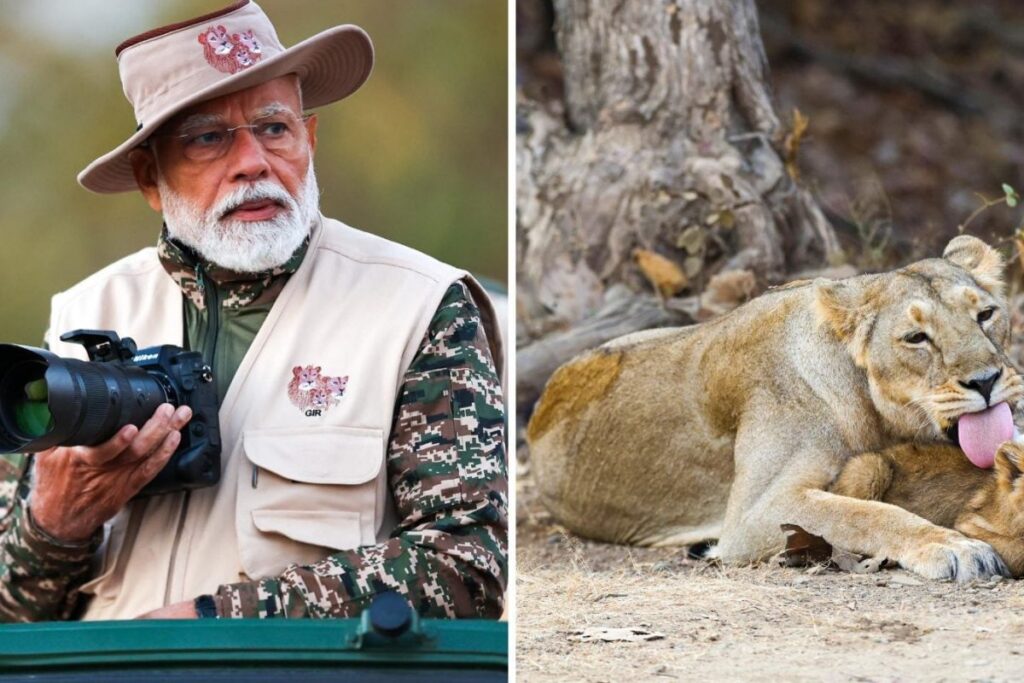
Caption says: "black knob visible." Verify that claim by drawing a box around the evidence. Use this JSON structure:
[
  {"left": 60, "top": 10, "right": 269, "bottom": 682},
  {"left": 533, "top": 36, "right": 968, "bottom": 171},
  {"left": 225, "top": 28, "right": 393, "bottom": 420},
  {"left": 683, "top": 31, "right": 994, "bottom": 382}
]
[{"left": 368, "top": 591, "right": 412, "bottom": 638}]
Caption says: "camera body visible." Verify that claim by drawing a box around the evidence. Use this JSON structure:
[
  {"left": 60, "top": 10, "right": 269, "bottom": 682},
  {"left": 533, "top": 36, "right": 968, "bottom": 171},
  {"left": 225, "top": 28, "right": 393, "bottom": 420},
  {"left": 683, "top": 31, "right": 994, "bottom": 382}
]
[
  {"left": 0, "top": 329, "right": 221, "bottom": 498},
  {"left": 111, "top": 334, "right": 222, "bottom": 497}
]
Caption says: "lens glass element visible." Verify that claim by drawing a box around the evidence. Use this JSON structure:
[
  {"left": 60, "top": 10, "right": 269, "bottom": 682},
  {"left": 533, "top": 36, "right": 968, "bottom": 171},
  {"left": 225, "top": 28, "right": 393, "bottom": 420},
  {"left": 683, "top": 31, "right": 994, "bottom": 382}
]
[{"left": 14, "top": 379, "right": 53, "bottom": 438}]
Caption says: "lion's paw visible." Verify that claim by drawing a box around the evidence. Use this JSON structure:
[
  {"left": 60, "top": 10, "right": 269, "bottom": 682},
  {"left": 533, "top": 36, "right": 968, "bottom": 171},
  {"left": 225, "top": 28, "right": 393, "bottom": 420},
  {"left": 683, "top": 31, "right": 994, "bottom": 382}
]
[{"left": 900, "top": 536, "right": 1009, "bottom": 583}]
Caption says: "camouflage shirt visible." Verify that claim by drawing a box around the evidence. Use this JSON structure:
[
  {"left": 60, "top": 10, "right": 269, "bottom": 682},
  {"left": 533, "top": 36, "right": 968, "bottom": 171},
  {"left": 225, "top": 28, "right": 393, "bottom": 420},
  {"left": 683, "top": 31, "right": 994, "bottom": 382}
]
[{"left": 0, "top": 235, "right": 507, "bottom": 621}]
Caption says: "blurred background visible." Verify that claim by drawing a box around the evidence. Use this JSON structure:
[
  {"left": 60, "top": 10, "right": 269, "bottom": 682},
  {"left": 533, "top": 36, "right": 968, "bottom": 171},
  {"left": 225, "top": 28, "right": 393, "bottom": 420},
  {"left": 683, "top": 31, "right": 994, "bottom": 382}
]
[
  {"left": 520, "top": 0, "right": 1024, "bottom": 272},
  {"left": 0, "top": 0, "right": 507, "bottom": 344},
  {"left": 756, "top": 0, "right": 1024, "bottom": 270}
]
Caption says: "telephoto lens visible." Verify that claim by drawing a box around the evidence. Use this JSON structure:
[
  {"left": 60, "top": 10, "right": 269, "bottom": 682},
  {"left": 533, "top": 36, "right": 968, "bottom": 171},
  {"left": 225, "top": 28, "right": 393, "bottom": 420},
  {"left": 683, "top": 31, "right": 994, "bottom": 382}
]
[{"left": 0, "top": 330, "right": 221, "bottom": 497}]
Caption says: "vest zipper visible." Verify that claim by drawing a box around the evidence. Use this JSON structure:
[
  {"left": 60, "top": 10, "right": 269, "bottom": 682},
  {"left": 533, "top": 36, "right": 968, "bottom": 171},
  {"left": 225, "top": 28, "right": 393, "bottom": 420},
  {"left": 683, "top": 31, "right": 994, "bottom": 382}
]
[
  {"left": 197, "top": 264, "right": 221, "bottom": 373},
  {"left": 165, "top": 264, "right": 220, "bottom": 604}
]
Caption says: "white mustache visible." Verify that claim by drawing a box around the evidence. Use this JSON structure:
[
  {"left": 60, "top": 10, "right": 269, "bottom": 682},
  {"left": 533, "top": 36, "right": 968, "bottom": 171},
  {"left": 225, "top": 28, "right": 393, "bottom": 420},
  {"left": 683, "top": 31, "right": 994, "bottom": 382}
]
[
  {"left": 159, "top": 163, "right": 319, "bottom": 273},
  {"left": 215, "top": 182, "right": 294, "bottom": 220}
]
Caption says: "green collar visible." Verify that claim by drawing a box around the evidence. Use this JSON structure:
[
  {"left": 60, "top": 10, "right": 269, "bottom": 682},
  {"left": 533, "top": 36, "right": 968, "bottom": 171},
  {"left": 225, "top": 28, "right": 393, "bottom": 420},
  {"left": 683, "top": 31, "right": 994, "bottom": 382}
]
[{"left": 157, "top": 226, "right": 309, "bottom": 310}]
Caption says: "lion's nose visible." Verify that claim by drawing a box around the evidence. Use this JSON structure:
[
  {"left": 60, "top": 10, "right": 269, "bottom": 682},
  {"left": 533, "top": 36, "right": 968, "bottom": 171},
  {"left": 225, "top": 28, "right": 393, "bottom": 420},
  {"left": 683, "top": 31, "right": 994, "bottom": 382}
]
[{"left": 960, "top": 369, "right": 1002, "bottom": 404}]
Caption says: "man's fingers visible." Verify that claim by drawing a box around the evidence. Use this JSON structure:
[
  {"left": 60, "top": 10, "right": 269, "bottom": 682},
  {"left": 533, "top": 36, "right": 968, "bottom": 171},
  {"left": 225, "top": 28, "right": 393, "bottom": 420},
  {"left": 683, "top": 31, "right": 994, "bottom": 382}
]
[
  {"left": 171, "top": 406, "right": 193, "bottom": 430},
  {"left": 136, "top": 429, "right": 180, "bottom": 484},
  {"left": 121, "top": 404, "right": 177, "bottom": 462},
  {"left": 57, "top": 403, "right": 188, "bottom": 469},
  {"left": 76, "top": 424, "right": 140, "bottom": 466}
]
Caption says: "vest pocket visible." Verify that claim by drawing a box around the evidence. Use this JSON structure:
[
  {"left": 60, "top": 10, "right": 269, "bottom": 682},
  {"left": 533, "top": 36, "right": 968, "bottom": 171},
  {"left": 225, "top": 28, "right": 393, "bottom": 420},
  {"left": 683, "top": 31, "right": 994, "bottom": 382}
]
[{"left": 236, "top": 426, "right": 385, "bottom": 579}]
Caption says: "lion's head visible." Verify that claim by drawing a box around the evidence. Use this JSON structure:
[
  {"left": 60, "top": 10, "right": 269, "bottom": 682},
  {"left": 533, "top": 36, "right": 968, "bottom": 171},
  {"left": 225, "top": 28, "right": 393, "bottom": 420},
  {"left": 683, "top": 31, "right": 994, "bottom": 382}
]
[{"left": 815, "top": 235, "right": 1024, "bottom": 442}]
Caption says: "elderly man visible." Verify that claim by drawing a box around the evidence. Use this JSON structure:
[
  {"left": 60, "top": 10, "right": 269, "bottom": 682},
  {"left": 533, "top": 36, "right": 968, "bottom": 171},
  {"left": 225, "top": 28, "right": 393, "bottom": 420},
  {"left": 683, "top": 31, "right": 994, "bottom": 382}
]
[{"left": 0, "top": 1, "right": 506, "bottom": 620}]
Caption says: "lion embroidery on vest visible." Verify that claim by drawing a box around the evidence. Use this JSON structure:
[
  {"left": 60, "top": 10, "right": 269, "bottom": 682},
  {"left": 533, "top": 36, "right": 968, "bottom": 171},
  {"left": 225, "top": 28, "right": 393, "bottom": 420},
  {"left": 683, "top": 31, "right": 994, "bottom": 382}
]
[
  {"left": 288, "top": 365, "right": 349, "bottom": 414},
  {"left": 198, "top": 25, "right": 263, "bottom": 74}
]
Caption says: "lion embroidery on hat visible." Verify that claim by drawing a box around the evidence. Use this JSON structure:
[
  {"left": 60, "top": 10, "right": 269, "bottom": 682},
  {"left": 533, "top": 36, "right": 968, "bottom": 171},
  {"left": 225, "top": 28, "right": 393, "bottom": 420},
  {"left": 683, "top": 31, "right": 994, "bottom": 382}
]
[
  {"left": 234, "top": 46, "right": 257, "bottom": 70},
  {"left": 234, "top": 29, "right": 262, "bottom": 55},
  {"left": 198, "top": 25, "right": 263, "bottom": 74},
  {"left": 288, "top": 365, "right": 349, "bottom": 413}
]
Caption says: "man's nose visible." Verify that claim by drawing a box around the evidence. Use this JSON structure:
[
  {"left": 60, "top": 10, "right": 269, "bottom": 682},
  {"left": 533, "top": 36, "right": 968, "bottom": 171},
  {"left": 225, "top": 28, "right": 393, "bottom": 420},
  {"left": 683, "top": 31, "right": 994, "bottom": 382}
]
[{"left": 224, "top": 127, "right": 271, "bottom": 182}]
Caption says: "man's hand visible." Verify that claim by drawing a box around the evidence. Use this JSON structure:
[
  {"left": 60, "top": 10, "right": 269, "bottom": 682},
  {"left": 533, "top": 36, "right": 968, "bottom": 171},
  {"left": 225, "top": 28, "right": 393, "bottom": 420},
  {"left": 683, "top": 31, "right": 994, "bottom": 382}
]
[
  {"left": 30, "top": 403, "right": 192, "bottom": 543},
  {"left": 136, "top": 599, "right": 199, "bottom": 619}
]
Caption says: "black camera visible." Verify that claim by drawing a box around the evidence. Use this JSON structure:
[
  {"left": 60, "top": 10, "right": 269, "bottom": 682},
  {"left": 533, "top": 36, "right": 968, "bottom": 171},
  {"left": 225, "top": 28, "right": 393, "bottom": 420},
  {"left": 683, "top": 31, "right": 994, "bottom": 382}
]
[{"left": 0, "top": 330, "right": 220, "bottom": 497}]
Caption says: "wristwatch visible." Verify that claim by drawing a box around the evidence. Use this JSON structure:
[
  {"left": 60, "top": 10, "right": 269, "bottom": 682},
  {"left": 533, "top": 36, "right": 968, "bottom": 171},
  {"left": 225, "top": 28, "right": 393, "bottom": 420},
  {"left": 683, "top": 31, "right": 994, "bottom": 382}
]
[{"left": 194, "top": 594, "right": 218, "bottom": 619}]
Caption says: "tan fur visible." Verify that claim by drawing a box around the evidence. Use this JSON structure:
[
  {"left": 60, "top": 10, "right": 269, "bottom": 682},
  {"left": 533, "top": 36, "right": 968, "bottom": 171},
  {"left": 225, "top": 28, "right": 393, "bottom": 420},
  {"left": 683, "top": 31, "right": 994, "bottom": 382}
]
[
  {"left": 528, "top": 350, "right": 623, "bottom": 443},
  {"left": 528, "top": 236, "right": 1024, "bottom": 580},
  {"left": 833, "top": 441, "right": 1024, "bottom": 576}
]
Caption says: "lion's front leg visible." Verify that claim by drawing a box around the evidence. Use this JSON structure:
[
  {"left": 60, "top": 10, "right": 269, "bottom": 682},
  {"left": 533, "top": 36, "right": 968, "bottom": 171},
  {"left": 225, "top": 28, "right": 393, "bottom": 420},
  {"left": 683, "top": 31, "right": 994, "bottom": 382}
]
[
  {"left": 793, "top": 488, "right": 1007, "bottom": 581},
  {"left": 716, "top": 429, "right": 1008, "bottom": 582}
]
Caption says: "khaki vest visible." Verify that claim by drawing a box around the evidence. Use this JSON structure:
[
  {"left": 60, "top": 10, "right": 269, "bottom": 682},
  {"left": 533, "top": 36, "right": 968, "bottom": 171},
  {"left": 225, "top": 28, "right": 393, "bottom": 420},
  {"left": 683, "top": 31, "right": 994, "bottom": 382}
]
[{"left": 42, "top": 217, "right": 500, "bottom": 620}]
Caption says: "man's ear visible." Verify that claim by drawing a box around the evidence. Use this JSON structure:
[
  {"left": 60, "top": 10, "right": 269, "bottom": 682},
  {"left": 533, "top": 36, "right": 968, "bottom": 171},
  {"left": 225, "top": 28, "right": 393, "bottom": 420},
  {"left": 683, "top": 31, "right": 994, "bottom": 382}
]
[
  {"left": 943, "top": 235, "right": 1004, "bottom": 297},
  {"left": 304, "top": 113, "right": 318, "bottom": 156},
  {"left": 128, "top": 147, "right": 163, "bottom": 213},
  {"left": 995, "top": 442, "right": 1024, "bottom": 489},
  {"left": 814, "top": 279, "right": 875, "bottom": 366}
]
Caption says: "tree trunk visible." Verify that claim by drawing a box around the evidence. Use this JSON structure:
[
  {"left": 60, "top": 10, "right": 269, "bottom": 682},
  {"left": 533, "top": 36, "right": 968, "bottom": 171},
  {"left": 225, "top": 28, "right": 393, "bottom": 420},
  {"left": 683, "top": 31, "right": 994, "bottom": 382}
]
[{"left": 517, "top": 0, "right": 840, "bottom": 342}]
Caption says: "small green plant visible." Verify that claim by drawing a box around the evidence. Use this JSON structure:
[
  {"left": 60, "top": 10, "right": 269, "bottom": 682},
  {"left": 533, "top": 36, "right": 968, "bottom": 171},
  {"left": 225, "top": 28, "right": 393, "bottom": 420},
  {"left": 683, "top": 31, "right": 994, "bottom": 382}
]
[
  {"left": 959, "top": 183, "right": 1021, "bottom": 233},
  {"left": 958, "top": 184, "right": 1024, "bottom": 294}
]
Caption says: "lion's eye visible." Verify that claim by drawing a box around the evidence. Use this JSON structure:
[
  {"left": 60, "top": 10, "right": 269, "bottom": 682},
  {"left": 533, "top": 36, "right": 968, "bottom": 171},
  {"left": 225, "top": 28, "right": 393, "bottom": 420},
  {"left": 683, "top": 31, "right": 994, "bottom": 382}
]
[
  {"left": 978, "top": 307, "right": 996, "bottom": 324},
  {"left": 903, "top": 331, "right": 930, "bottom": 345}
]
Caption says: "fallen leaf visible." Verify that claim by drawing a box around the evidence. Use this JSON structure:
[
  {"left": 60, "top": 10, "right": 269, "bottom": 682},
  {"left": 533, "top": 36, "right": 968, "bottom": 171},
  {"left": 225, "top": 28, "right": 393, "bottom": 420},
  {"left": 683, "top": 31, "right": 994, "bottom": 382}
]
[
  {"left": 683, "top": 256, "right": 704, "bottom": 278},
  {"left": 833, "top": 551, "right": 887, "bottom": 574},
  {"left": 780, "top": 524, "right": 889, "bottom": 574},
  {"left": 779, "top": 523, "right": 832, "bottom": 566},
  {"left": 570, "top": 627, "right": 666, "bottom": 643},
  {"left": 633, "top": 248, "right": 687, "bottom": 297},
  {"left": 1016, "top": 227, "right": 1024, "bottom": 272},
  {"left": 784, "top": 108, "right": 810, "bottom": 182},
  {"left": 701, "top": 269, "right": 758, "bottom": 315},
  {"left": 676, "top": 225, "right": 705, "bottom": 254}
]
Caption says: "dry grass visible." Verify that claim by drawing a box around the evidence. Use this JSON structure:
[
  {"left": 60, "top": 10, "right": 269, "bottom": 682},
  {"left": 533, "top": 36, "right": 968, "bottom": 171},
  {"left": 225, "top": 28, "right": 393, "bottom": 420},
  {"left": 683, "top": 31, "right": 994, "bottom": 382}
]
[{"left": 517, "top": 459, "right": 1024, "bottom": 682}]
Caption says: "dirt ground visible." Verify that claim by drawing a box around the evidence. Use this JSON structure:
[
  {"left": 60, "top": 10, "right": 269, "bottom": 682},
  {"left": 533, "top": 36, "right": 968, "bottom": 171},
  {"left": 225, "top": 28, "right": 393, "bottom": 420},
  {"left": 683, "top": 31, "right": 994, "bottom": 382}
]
[{"left": 516, "top": 458, "right": 1024, "bottom": 682}]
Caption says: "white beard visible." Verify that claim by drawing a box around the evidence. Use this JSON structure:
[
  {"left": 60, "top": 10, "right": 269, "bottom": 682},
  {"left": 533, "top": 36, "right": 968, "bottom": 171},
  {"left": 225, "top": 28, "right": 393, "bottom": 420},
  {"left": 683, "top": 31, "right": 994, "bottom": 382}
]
[{"left": 159, "top": 164, "right": 320, "bottom": 273}]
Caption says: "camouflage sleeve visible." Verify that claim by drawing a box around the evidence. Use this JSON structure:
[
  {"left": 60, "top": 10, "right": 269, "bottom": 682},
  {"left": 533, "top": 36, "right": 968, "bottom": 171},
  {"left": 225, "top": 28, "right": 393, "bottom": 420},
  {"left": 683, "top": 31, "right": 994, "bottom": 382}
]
[
  {"left": 0, "top": 454, "right": 100, "bottom": 622},
  {"left": 214, "top": 279, "right": 508, "bottom": 618}
]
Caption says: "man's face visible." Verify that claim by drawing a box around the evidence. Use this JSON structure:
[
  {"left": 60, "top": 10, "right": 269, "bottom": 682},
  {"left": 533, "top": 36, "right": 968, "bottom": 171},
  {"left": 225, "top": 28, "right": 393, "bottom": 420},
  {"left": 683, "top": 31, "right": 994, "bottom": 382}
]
[{"left": 131, "top": 76, "right": 320, "bottom": 272}]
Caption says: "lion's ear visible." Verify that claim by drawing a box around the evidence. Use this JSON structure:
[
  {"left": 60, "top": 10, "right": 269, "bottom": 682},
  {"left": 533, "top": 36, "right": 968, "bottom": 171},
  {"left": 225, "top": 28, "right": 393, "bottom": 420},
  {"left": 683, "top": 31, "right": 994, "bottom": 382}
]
[
  {"left": 813, "top": 279, "right": 875, "bottom": 365},
  {"left": 943, "top": 235, "right": 1004, "bottom": 296}
]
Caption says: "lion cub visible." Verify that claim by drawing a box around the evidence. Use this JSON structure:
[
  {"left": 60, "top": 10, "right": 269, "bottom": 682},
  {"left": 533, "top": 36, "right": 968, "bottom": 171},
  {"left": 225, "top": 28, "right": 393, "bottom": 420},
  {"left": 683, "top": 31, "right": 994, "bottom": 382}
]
[{"left": 831, "top": 440, "right": 1024, "bottom": 575}]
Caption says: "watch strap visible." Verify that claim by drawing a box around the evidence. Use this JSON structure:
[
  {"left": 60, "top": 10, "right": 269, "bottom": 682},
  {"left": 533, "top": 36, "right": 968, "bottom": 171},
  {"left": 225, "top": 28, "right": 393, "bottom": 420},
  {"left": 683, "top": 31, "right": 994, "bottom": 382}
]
[{"left": 194, "top": 593, "right": 218, "bottom": 618}]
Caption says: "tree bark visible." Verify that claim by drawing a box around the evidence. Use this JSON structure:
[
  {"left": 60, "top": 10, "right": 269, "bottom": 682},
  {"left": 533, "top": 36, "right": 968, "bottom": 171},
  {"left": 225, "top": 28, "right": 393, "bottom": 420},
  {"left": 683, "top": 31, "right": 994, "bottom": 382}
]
[{"left": 517, "top": 0, "right": 840, "bottom": 342}]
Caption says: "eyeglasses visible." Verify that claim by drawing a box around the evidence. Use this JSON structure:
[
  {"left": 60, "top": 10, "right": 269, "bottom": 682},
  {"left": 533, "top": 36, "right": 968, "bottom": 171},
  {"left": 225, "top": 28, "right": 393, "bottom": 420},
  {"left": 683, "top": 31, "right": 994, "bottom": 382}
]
[{"left": 153, "top": 112, "right": 312, "bottom": 162}]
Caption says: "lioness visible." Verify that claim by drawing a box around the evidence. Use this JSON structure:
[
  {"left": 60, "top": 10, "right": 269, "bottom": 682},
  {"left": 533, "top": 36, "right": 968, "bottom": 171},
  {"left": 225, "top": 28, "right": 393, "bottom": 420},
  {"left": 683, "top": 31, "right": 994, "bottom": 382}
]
[
  {"left": 832, "top": 439, "right": 1024, "bottom": 576},
  {"left": 527, "top": 236, "right": 1024, "bottom": 581}
]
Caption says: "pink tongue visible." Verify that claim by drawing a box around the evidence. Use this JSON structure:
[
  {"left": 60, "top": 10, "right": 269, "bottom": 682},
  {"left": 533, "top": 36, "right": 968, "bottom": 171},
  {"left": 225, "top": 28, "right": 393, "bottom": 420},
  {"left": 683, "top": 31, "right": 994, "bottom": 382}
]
[{"left": 957, "top": 402, "right": 1013, "bottom": 469}]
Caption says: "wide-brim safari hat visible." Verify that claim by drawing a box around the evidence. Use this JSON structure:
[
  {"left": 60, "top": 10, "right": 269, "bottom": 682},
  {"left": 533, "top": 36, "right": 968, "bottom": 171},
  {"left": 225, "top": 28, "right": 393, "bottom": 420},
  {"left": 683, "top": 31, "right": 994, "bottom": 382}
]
[{"left": 78, "top": 0, "right": 372, "bottom": 194}]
